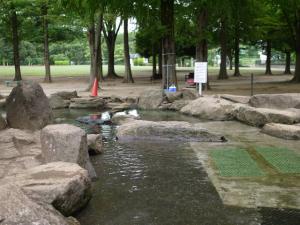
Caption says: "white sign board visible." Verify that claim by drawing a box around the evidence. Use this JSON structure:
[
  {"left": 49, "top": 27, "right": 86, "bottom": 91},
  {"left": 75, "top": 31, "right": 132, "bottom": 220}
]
[{"left": 194, "top": 62, "right": 207, "bottom": 83}]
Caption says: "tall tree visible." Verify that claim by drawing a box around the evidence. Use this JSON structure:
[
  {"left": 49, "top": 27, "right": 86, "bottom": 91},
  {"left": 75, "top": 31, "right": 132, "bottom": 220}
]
[
  {"left": 41, "top": 1, "right": 51, "bottom": 83},
  {"left": 265, "top": 39, "right": 272, "bottom": 75},
  {"left": 193, "top": 0, "right": 211, "bottom": 89},
  {"left": 11, "top": 4, "right": 22, "bottom": 81},
  {"left": 122, "top": 18, "right": 134, "bottom": 83},
  {"left": 218, "top": 17, "right": 228, "bottom": 79},
  {"left": 103, "top": 15, "right": 122, "bottom": 79},
  {"left": 270, "top": 0, "right": 300, "bottom": 81},
  {"left": 59, "top": 0, "right": 105, "bottom": 88}
]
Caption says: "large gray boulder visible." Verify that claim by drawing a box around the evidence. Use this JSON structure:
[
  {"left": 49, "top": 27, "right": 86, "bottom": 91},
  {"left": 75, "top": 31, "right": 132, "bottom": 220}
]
[
  {"left": 0, "top": 115, "right": 6, "bottom": 130},
  {"left": 138, "top": 90, "right": 164, "bottom": 110},
  {"left": 0, "top": 184, "right": 72, "bottom": 225},
  {"left": 262, "top": 123, "right": 300, "bottom": 140},
  {"left": 11, "top": 162, "right": 92, "bottom": 216},
  {"left": 233, "top": 105, "right": 300, "bottom": 127},
  {"left": 40, "top": 124, "right": 97, "bottom": 179},
  {"left": 69, "top": 97, "right": 106, "bottom": 109},
  {"left": 87, "top": 134, "right": 103, "bottom": 155},
  {"left": 249, "top": 93, "right": 300, "bottom": 109},
  {"left": 0, "top": 162, "right": 91, "bottom": 225},
  {"left": 116, "top": 120, "right": 226, "bottom": 142},
  {"left": 181, "top": 96, "right": 235, "bottom": 121},
  {"left": 6, "top": 81, "right": 53, "bottom": 130}
]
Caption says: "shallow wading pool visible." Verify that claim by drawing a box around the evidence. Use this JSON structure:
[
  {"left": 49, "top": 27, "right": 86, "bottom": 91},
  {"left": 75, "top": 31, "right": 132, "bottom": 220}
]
[{"left": 26, "top": 109, "right": 300, "bottom": 224}]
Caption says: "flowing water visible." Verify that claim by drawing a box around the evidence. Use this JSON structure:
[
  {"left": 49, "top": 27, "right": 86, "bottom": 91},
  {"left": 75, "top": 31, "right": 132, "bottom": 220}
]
[{"left": 43, "top": 109, "right": 300, "bottom": 224}]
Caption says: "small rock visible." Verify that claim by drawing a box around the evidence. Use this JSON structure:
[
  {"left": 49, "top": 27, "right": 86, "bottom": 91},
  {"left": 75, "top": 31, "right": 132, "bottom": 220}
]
[
  {"left": 111, "top": 102, "right": 136, "bottom": 113},
  {"left": 87, "top": 134, "right": 103, "bottom": 155},
  {"left": 158, "top": 102, "right": 172, "bottom": 110},
  {"left": 41, "top": 124, "right": 97, "bottom": 179},
  {"left": 52, "top": 91, "right": 79, "bottom": 100},
  {"left": 0, "top": 115, "right": 7, "bottom": 130},
  {"left": 262, "top": 123, "right": 300, "bottom": 140},
  {"left": 6, "top": 81, "right": 53, "bottom": 130},
  {"left": 111, "top": 113, "right": 139, "bottom": 125},
  {"left": 121, "top": 97, "right": 138, "bottom": 104},
  {"left": 0, "top": 98, "right": 6, "bottom": 108},
  {"left": 220, "top": 94, "right": 250, "bottom": 104},
  {"left": 49, "top": 95, "right": 70, "bottom": 109},
  {"left": 70, "top": 97, "right": 106, "bottom": 109}
]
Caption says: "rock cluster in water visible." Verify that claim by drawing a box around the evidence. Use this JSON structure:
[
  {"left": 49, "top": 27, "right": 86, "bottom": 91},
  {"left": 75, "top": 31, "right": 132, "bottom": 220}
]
[
  {"left": 0, "top": 84, "right": 99, "bottom": 224},
  {"left": 117, "top": 119, "right": 226, "bottom": 142},
  {"left": 137, "top": 90, "right": 300, "bottom": 140}
]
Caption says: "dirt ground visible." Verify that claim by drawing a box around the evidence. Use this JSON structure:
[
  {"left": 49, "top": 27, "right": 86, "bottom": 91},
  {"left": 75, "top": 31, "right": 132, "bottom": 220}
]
[{"left": 0, "top": 69, "right": 299, "bottom": 98}]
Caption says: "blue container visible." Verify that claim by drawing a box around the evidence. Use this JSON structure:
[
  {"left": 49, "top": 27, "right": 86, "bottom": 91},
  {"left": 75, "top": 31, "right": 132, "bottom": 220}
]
[{"left": 168, "top": 85, "right": 177, "bottom": 92}]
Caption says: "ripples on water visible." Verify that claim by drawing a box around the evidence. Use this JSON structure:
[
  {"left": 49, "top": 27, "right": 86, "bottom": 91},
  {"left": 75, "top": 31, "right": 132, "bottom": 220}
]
[{"left": 52, "top": 109, "right": 300, "bottom": 225}]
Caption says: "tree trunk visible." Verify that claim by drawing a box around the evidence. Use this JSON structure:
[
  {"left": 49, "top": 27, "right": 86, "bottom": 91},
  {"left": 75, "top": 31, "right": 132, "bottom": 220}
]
[
  {"left": 229, "top": 52, "right": 233, "bottom": 70},
  {"left": 11, "top": 9, "right": 21, "bottom": 81},
  {"left": 87, "top": 15, "right": 103, "bottom": 90},
  {"left": 161, "top": 0, "right": 177, "bottom": 89},
  {"left": 152, "top": 45, "right": 157, "bottom": 78},
  {"left": 88, "top": 22, "right": 96, "bottom": 89},
  {"left": 233, "top": 27, "right": 241, "bottom": 77},
  {"left": 195, "top": 8, "right": 210, "bottom": 90},
  {"left": 292, "top": 25, "right": 300, "bottom": 82},
  {"left": 158, "top": 42, "right": 163, "bottom": 78},
  {"left": 123, "top": 18, "right": 134, "bottom": 83},
  {"left": 106, "top": 35, "right": 118, "bottom": 78},
  {"left": 103, "top": 20, "right": 122, "bottom": 79},
  {"left": 97, "top": 27, "right": 104, "bottom": 82},
  {"left": 284, "top": 51, "right": 292, "bottom": 75},
  {"left": 265, "top": 40, "right": 272, "bottom": 75},
  {"left": 218, "top": 18, "right": 228, "bottom": 80},
  {"left": 42, "top": 4, "right": 51, "bottom": 83}
]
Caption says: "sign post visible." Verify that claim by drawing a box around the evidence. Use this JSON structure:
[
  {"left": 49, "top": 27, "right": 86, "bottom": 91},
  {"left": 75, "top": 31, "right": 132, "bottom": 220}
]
[{"left": 194, "top": 62, "right": 207, "bottom": 96}]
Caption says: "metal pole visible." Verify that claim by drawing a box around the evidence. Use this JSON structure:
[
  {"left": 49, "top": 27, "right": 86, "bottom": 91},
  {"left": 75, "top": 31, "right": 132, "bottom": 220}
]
[{"left": 199, "top": 83, "right": 202, "bottom": 96}]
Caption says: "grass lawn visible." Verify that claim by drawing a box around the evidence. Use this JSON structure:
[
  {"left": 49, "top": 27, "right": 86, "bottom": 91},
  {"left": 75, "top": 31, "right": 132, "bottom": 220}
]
[{"left": 0, "top": 64, "right": 288, "bottom": 79}]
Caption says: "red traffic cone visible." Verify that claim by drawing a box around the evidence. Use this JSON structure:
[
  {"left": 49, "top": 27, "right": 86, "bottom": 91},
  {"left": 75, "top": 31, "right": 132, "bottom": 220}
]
[{"left": 91, "top": 78, "right": 98, "bottom": 97}]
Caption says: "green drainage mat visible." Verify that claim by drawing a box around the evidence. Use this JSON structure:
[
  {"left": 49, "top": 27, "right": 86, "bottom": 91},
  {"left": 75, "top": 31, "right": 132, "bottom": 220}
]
[
  {"left": 210, "top": 149, "right": 265, "bottom": 177},
  {"left": 256, "top": 147, "right": 300, "bottom": 174}
]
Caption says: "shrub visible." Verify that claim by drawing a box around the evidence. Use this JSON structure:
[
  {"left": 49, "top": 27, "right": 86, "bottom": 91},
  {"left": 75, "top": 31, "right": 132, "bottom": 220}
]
[{"left": 55, "top": 60, "right": 70, "bottom": 65}]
